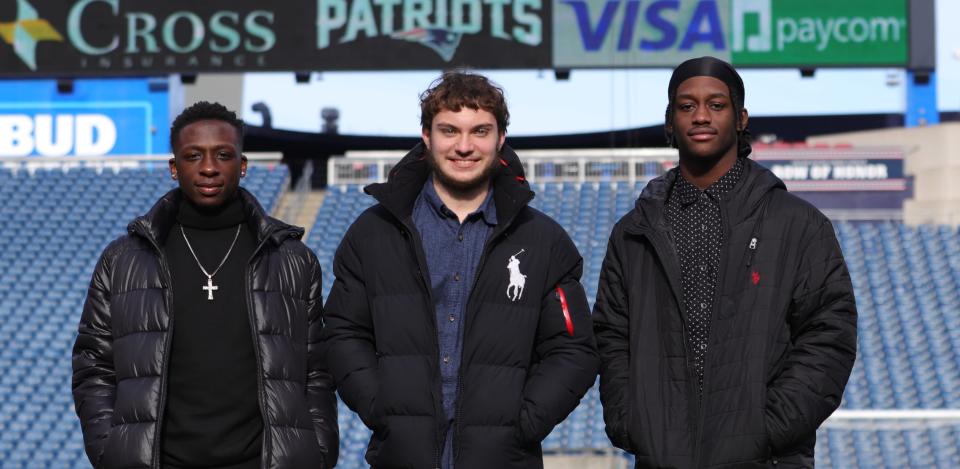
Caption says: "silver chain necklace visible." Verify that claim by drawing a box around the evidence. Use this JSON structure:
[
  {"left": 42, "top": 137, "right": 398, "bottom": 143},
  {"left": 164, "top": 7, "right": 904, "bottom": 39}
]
[{"left": 179, "top": 224, "right": 242, "bottom": 301}]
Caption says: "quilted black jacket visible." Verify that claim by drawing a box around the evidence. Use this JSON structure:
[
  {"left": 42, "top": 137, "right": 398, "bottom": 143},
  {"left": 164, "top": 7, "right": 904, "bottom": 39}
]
[
  {"left": 593, "top": 158, "right": 857, "bottom": 468},
  {"left": 323, "top": 144, "right": 600, "bottom": 469},
  {"left": 72, "top": 188, "right": 338, "bottom": 469}
]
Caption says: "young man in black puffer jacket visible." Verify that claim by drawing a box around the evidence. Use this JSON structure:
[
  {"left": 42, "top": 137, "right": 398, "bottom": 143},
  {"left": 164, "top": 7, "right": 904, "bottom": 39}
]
[
  {"left": 324, "top": 71, "right": 599, "bottom": 469},
  {"left": 72, "top": 102, "right": 337, "bottom": 469}
]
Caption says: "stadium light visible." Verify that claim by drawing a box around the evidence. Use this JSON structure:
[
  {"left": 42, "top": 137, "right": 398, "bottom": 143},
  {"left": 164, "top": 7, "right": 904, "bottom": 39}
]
[
  {"left": 799, "top": 68, "right": 816, "bottom": 78},
  {"left": 912, "top": 71, "right": 931, "bottom": 85},
  {"left": 321, "top": 107, "right": 340, "bottom": 134},
  {"left": 295, "top": 71, "right": 312, "bottom": 84},
  {"left": 554, "top": 69, "right": 571, "bottom": 81},
  {"left": 251, "top": 102, "right": 273, "bottom": 129},
  {"left": 56, "top": 78, "right": 73, "bottom": 94},
  {"left": 179, "top": 74, "right": 197, "bottom": 85}
]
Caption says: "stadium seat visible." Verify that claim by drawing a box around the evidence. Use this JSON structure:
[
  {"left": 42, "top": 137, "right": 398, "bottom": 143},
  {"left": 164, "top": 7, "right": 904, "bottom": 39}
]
[{"left": 0, "top": 164, "right": 287, "bottom": 468}]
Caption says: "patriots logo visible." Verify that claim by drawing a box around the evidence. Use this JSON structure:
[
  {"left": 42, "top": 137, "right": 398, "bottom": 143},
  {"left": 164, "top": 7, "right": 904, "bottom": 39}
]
[{"left": 390, "top": 28, "right": 462, "bottom": 62}]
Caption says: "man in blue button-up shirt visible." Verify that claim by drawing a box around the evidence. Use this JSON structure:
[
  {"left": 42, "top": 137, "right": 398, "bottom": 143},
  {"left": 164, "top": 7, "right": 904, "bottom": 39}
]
[{"left": 324, "top": 70, "right": 599, "bottom": 469}]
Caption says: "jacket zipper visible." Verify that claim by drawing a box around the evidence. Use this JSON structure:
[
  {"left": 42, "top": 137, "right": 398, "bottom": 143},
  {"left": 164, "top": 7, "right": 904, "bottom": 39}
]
[
  {"left": 141, "top": 232, "right": 174, "bottom": 469},
  {"left": 245, "top": 231, "right": 278, "bottom": 469},
  {"left": 745, "top": 197, "right": 769, "bottom": 268},
  {"left": 452, "top": 238, "right": 494, "bottom": 462},
  {"left": 694, "top": 194, "right": 769, "bottom": 467},
  {"left": 629, "top": 225, "right": 699, "bottom": 466},
  {"left": 452, "top": 209, "right": 525, "bottom": 464},
  {"left": 398, "top": 221, "right": 445, "bottom": 469}
]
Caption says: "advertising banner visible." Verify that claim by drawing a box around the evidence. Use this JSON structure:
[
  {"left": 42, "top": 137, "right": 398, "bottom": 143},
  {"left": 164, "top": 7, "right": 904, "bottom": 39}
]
[
  {"left": 1, "top": 0, "right": 909, "bottom": 75},
  {"left": 753, "top": 148, "right": 908, "bottom": 192},
  {"left": 553, "top": 0, "right": 908, "bottom": 68},
  {"left": 0, "top": 78, "right": 169, "bottom": 156},
  {"left": 0, "top": 0, "right": 550, "bottom": 76}
]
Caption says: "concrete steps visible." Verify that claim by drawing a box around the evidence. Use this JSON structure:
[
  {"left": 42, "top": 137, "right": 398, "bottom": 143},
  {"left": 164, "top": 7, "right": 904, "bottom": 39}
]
[{"left": 272, "top": 189, "right": 327, "bottom": 239}]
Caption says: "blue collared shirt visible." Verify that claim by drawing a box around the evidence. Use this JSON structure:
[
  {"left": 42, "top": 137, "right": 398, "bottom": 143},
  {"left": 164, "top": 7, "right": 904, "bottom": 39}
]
[{"left": 412, "top": 175, "right": 496, "bottom": 468}]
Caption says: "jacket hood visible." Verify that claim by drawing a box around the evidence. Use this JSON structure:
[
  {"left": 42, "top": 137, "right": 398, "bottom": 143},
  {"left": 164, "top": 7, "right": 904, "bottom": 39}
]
[
  {"left": 364, "top": 141, "right": 534, "bottom": 224},
  {"left": 129, "top": 187, "right": 303, "bottom": 246},
  {"left": 630, "top": 158, "right": 786, "bottom": 232}
]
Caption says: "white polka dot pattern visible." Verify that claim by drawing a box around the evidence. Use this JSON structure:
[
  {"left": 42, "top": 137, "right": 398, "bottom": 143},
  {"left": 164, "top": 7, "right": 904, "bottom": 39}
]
[{"left": 665, "top": 157, "right": 744, "bottom": 397}]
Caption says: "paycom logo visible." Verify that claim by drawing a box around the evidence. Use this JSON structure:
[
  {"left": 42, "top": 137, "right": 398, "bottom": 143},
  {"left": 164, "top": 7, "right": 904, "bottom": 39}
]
[
  {"left": 0, "top": 0, "right": 64, "bottom": 70},
  {"left": 731, "top": 0, "right": 907, "bottom": 65}
]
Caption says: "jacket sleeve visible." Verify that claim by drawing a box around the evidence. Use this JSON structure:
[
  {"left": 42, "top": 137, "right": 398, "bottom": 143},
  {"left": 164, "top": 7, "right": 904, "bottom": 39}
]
[
  {"left": 591, "top": 228, "right": 632, "bottom": 451},
  {"left": 321, "top": 233, "right": 381, "bottom": 432},
  {"left": 71, "top": 246, "right": 117, "bottom": 468},
  {"left": 305, "top": 251, "right": 339, "bottom": 468},
  {"left": 518, "top": 228, "right": 600, "bottom": 444},
  {"left": 765, "top": 218, "right": 858, "bottom": 452}
]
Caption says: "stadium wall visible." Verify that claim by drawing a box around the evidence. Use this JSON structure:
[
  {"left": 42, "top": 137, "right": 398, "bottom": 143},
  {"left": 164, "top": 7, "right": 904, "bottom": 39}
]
[{"left": 808, "top": 122, "right": 960, "bottom": 226}]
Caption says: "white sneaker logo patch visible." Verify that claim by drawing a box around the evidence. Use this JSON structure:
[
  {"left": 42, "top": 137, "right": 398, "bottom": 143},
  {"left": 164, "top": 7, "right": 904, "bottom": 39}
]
[{"left": 506, "top": 249, "right": 527, "bottom": 302}]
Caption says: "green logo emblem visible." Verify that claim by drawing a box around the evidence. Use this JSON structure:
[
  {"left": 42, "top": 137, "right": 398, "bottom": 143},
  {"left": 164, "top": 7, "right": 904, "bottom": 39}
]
[{"left": 0, "top": 0, "right": 64, "bottom": 70}]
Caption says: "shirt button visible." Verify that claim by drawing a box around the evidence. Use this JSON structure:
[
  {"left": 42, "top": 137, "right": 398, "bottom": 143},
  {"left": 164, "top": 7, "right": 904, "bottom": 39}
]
[
  {"left": 700, "top": 265, "right": 706, "bottom": 272},
  {"left": 454, "top": 272, "right": 461, "bottom": 281},
  {"left": 701, "top": 343, "right": 707, "bottom": 350},
  {"left": 448, "top": 314, "right": 455, "bottom": 322},
  {"left": 442, "top": 355, "right": 450, "bottom": 364},
  {"left": 701, "top": 224, "right": 707, "bottom": 231},
  {"left": 458, "top": 232, "right": 464, "bottom": 242},
  {"left": 700, "top": 302, "right": 707, "bottom": 309}
]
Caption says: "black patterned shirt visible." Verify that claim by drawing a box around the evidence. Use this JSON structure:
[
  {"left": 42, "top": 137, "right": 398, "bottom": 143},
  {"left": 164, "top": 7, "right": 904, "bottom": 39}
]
[{"left": 665, "top": 157, "right": 743, "bottom": 396}]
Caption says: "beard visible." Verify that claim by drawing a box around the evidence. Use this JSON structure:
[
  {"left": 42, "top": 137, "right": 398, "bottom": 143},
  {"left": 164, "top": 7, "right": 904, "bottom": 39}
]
[{"left": 426, "top": 146, "right": 499, "bottom": 194}]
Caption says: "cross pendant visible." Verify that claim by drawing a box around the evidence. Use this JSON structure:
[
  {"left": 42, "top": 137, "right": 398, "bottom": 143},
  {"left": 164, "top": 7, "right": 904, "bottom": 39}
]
[{"left": 202, "top": 276, "right": 219, "bottom": 301}]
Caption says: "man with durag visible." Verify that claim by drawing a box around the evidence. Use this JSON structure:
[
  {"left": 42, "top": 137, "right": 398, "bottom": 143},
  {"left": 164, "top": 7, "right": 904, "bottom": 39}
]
[{"left": 593, "top": 56, "right": 857, "bottom": 468}]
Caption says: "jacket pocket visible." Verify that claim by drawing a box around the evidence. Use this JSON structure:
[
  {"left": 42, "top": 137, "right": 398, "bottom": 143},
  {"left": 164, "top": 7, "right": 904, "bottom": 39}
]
[{"left": 516, "top": 404, "right": 541, "bottom": 446}]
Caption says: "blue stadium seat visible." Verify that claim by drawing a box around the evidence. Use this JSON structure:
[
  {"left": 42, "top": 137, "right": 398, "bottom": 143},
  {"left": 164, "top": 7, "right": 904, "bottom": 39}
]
[
  {"left": 0, "top": 164, "right": 287, "bottom": 469},
  {"left": 302, "top": 184, "right": 960, "bottom": 468},
  {"left": 4, "top": 166, "right": 960, "bottom": 468}
]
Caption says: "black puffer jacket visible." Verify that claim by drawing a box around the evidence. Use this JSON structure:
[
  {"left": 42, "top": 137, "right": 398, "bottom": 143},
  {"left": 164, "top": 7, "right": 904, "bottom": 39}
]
[
  {"left": 72, "top": 188, "right": 338, "bottom": 469},
  {"left": 323, "top": 144, "right": 600, "bottom": 469},
  {"left": 593, "top": 158, "right": 857, "bottom": 468}
]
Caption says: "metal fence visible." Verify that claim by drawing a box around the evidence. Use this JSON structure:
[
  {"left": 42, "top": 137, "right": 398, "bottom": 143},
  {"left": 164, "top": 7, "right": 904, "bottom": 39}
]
[{"left": 328, "top": 148, "right": 681, "bottom": 185}]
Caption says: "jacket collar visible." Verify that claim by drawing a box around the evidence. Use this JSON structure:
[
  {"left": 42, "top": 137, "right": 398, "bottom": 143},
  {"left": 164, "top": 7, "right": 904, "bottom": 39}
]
[
  {"left": 628, "top": 157, "right": 786, "bottom": 234},
  {"left": 364, "top": 142, "right": 534, "bottom": 226},
  {"left": 128, "top": 187, "right": 303, "bottom": 247},
  {"left": 419, "top": 174, "right": 498, "bottom": 226}
]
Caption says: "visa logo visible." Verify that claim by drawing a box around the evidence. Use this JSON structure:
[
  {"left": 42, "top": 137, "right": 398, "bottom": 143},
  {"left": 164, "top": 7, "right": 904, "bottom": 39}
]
[
  {"left": 0, "top": 114, "right": 118, "bottom": 156},
  {"left": 561, "top": 0, "right": 725, "bottom": 52}
]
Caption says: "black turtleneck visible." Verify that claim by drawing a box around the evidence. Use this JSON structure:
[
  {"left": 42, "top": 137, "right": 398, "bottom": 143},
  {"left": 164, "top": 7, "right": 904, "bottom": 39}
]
[{"left": 162, "top": 195, "right": 262, "bottom": 469}]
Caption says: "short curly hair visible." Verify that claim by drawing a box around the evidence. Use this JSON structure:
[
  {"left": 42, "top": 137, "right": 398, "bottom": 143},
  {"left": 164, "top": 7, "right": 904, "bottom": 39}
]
[
  {"left": 170, "top": 101, "right": 244, "bottom": 152},
  {"left": 420, "top": 70, "right": 509, "bottom": 134}
]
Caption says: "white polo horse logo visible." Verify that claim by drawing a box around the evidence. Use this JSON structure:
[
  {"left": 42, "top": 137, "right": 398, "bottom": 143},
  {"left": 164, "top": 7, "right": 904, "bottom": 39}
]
[{"left": 506, "top": 249, "right": 527, "bottom": 301}]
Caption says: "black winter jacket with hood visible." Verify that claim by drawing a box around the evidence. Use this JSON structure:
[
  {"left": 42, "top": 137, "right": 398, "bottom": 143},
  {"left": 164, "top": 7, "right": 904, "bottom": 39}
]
[
  {"left": 72, "top": 188, "right": 338, "bottom": 469},
  {"left": 323, "top": 143, "right": 600, "bottom": 469},
  {"left": 593, "top": 158, "right": 857, "bottom": 468}
]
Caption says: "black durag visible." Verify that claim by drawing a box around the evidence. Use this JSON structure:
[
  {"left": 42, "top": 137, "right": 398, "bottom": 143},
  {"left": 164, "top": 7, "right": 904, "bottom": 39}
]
[{"left": 665, "top": 56, "right": 752, "bottom": 158}]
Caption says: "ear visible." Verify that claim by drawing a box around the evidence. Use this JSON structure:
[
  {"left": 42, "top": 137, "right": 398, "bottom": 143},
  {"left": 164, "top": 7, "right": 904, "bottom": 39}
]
[
  {"left": 497, "top": 131, "right": 506, "bottom": 152},
  {"left": 240, "top": 154, "right": 248, "bottom": 177},
  {"left": 421, "top": 127, "right": 431, "bottom": 150},
  {"left": 168, "top": 157, "right": 177, "bottom": 180},
  {"left": 737, "top": 108, "right": 749, "bottom": 132}
]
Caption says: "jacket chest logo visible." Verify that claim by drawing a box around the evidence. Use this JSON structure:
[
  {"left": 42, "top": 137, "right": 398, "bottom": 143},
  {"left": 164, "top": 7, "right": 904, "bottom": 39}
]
[{"left": 506, "top": 249, "right": 527, "bottom": 302}]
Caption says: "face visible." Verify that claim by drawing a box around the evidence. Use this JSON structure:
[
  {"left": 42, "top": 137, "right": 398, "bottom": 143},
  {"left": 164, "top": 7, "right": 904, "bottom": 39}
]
[
  {"left": 422, "top": 107, "right": 506, "bottom": 193},
  {"left": 169, "top": 119, "right": 247, "bottom": 208},
  {"left": 667, "top": 76, "right": 748, "bottom": 161}
]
